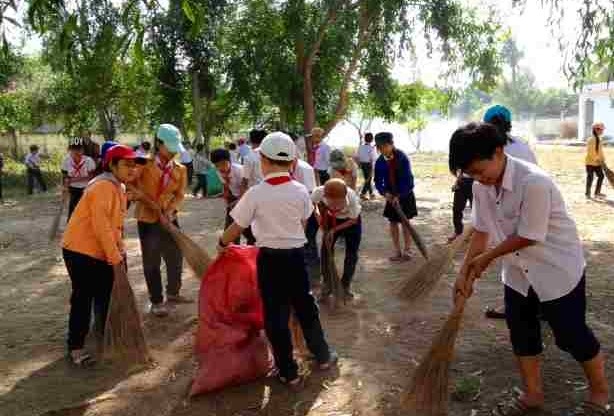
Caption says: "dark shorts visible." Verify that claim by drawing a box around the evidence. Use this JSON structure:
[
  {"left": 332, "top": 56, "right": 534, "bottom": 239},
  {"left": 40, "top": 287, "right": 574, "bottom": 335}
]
[
  {"left": 504, "top": 274, "right": 600, "bottom": 362},
  {"left": 383, "top": 192, "right": 418, "bottom": 223}
]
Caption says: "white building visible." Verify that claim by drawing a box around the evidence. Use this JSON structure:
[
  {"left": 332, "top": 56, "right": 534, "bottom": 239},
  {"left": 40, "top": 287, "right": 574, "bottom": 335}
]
[{"left": 578, "top": 82, "right": 614, "bottom": 140}]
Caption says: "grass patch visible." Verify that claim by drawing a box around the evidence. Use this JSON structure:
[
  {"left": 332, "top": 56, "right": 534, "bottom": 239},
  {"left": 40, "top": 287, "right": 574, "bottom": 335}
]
[{"left": 452, "top": 375, "right": 481, "bottom": 402}]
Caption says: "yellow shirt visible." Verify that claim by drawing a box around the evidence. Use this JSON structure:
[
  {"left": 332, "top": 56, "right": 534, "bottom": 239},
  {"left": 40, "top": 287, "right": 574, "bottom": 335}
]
[
  {"left": 586, "top": 136, "right": 606, "bottom": 166},
  {"left": 62, "top": 177, "right": 127, "bottom": 265},
  {"left": 134, "top": 157, "right": 187, "bottom": 223}
]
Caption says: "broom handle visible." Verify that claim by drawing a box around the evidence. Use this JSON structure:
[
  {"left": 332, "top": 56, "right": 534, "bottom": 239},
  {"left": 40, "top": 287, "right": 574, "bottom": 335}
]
[{"left": 392, "top": 200, "right": 428, "bottom": 259}]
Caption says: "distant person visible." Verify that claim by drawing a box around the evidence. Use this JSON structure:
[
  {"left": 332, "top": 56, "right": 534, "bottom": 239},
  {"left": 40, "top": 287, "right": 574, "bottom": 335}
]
[
  {"left": 180, "top": 142, "right": 194, "bottom": 186},
  {"left": 25, "top": 145, "right": 47, "bottom": 194},
  {"left": 238, "top": 138, "right": 250, "bottom": 164},
  {"left": 62, "top": 138, "right": 97, "bottom": 220},
  {"left": 192, "top": 143, "right": 212, "bottom": 198},
  {"left": 585, "top": 121, "right": 607, "bottom": 199},
  {"left": 242, "top": 129, "right": 268, "bottom": 192},
  {"left": 0, "top": 151, "right": 4, "bottom": 203},
  {"left": 311, "top": 127, "right": 331, "bottom": 185},
  {"left": 374, "top": 132, "right": 417, "bottom": 262},
  {"left": 355, "top": 133, "right": 377, "bottom": 200},
  {"left": 329, "top": 149, "right": 358, "bottom": 190},
  {"left": 228, "top": 142, "right": 240, "bottom": 164}
]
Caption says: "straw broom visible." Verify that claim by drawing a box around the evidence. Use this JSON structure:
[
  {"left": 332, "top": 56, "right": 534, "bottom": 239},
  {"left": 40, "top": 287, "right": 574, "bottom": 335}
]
[
  {"left": 104, "top": 263, "right": 150, "bottom": 364},
  {"left": 398, "top": 226, "right": 473, "bottom": 301},
  {"left": 401, "top": 295, "right": 467, "bottom": 416},
  {"left": 393, "top": 201, "right": 428, "bottom": 259},
  {"left": 321, "top": 230, "right": 345, "bottom": 309},
  {"left": 603, "top": 163, "right": 614, "bottom": 189},
  {"left": 48, "top": 194, "right": 67, "bottom": 241}
]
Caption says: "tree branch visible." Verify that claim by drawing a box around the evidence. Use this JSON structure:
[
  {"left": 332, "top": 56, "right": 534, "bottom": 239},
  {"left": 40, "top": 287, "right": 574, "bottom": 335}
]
[{"left": 305, "top": 0, "right": 347, "bottom": 67}]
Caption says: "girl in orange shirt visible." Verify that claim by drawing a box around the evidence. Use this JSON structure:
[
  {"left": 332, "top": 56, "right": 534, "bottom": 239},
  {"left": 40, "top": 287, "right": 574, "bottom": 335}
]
[{"left": 62, "top": 145, "right": 140, "bottom": 367}]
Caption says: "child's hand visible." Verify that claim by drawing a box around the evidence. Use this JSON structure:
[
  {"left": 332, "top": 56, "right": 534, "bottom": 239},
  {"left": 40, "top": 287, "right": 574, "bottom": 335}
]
[
  {"left": 453, "top": 273, "right": 474, "bottom": 299},
  {"left": 466, "top": 252, "right": 492, "bottom": 280}
]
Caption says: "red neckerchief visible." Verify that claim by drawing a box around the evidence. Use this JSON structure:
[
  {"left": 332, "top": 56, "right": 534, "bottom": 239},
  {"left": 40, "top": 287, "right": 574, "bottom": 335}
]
[
  {"left": 72, "top": 157, "right": 86, "bottom": 177},
  {"left": 155, "top": 156, "right": 175, "bottom": 201},
  {"left": 336, "top": 168, "right": 350, "bottom": 176},
  {"left": 265, "top": 175, "right": 291, "bottom": 185},
  {"left": 323, "top": 205, "right": 341, "bottom": 229}
]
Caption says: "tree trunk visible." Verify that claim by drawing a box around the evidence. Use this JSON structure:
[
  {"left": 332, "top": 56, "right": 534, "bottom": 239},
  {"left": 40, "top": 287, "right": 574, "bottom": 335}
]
[
  {"left": 192, "top": 68, "right": 204, "bottom": 146},
  {"left": 8, "top": 127, "right": 18, "bottom": 159},
  {"left": 97, "top": 108, "right": 116, "bottom": 140}
]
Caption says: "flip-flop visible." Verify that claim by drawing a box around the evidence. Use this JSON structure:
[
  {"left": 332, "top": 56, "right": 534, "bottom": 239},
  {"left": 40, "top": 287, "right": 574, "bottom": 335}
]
[
  {"left": 485, "top": 307, "right": 506, "bottom": 320},
  {"left": 278, "top": 375, "right": 304, "bottom": 391},
  {"left": 491, "top": 394, "right": 541, "bottom": 416},
  {"left": 67, "top": 352, "right": 96, "bottom": 368},
  {"left": 562, "top": 401, "right": 611, "bottom": 416}
]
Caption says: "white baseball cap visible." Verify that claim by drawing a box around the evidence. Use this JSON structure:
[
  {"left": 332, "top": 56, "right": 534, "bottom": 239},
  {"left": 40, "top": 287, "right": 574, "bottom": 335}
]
[{"left": 260, "top": 132, "right": 297, "bottom": 162}]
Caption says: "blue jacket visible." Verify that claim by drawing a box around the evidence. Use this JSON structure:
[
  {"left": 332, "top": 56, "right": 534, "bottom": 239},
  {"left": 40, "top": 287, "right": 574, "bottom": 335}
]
[{"left": 374, "top": 148, "right": 414, "bottom": 196}]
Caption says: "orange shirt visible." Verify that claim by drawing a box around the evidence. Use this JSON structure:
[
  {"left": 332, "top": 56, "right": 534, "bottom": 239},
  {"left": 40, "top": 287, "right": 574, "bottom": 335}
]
[
  {"left": 134, "top": 157, "right": 187, "bottom": 223},
  {"left": 62, "top": 177, "right": 127, "bottom": 265}
]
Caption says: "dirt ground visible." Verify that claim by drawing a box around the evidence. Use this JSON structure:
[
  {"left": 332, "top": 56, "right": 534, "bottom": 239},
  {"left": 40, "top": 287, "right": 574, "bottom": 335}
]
[{"left": 2, "top": 145, "right": 614, "bottom": 416}]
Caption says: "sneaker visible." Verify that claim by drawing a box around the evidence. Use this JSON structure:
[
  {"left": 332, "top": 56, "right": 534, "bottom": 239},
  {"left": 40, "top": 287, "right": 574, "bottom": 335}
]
[
  {"left": 166, "top": 294, "right": 193, "bottom": 304},
  {"left": 343, "top": 287, "right": 355, "bottom": 299},
  {"left": 150, "top": 302, "right": 169, "bottom": 317},
  {"left": 318, "top": 349, "right": 339, "bottom": 370}
]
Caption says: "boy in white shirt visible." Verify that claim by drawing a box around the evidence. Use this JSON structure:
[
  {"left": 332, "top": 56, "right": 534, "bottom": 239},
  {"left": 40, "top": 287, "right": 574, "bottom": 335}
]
[
  {"left": 241, "top": 129, "right": 267, "bottom": 191},
  {"left": 355, "top": 132, "right": 377, "bottom": 199},
  {"left": 311, "top": 127, "right": 331, "bottom": 185},
  {"left": 219, "top": 132, "right": 337, "bottom": 388},
  {"left": 210, "top": 148, "right": 244, "bottom": 243},
  {"left": 312, "top": 179, "right": 362, "bottom": 298},
  {"left": 450, "top": 122, "right": 609, "bottom": 416},
  {"left": 62, "top": 138, "right": 97, "bottom": 219},
  {"left": 24, "top": 144, "right": 48, "bottom": 194}
]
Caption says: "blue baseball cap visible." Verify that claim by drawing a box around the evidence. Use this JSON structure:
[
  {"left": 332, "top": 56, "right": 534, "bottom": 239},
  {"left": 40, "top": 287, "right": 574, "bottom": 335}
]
[
  {"left": 156, "top": 124, "right": 185, "bottom": 154},
  {"left": 100, "top": 140, "right": 118, "bottom": 161},
  {"left": 483, "top": 105, "right": 512, "bottom": 123}
]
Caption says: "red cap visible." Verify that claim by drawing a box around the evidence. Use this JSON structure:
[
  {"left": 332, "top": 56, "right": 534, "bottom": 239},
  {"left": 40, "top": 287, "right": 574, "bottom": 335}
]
[{"left": 104, "top": 144, "right": 137, "bottom": 166}]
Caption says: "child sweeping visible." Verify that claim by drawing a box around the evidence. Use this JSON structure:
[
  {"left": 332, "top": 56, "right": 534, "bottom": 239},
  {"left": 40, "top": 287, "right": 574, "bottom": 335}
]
[
  {"left": 192, "top": 143, "right": 212, "bottom": 198},
  {"left": 373, "top": 132, "right": 418, "bottom": 262},
  {"left": 218, "top": 132, "right": 337, "bottom": 388},
  {"left": 62, "top": 138, "right": 97, "bottom": 220},
  {"left": 62, "top": 145, "right": 139, "bottom": 366},
  {"left": 312, "top": 178, "right": 362, "bottom": 299},
  {"left": 329, "top": 149, "right": 358, "bottom": 190},
  {"left": 25, "top": 144, "right": 48, "bottom": 194},
  {"left": 210, "top": 148, "right": 244, "bottom": 243},
  {"left": 450, "top": 122, "right": 609, "bottom": 416}
]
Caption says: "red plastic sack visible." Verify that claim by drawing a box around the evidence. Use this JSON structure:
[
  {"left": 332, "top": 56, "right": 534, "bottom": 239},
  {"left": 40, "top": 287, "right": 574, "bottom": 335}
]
[{"left": 190, "top": 245, "right": 273, "bottom": 396}]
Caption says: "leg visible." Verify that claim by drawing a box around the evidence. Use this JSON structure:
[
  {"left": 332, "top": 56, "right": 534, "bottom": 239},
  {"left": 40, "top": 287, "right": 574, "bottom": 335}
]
[
  {"left": 63, "top": 250, "right": 95, "bottom": 351},
  {"left": 360, "top": 163, "right": 369, "bottom": 196},
  {"left": 401, "top": 222, "right": 412, "bottom": 253},
  {"left": 595, "top": 167, "right": 605, "bottom": 195},
  {"left": 304, "top": 212, "right": 321, "bottom": 283},
  {"left": 451, "top": 186, "right": 466, "bottom": 236},
  {"left": 27, "top": 169, "right": 34, "bottom": 195},
  {"left": 35, "top": 169, "right": 47, "bottom": 192},
  {"left": 389, "top": 222, "right": 401, "bottom": 256},
  {"left": 192, "top": 174, "right": 202, "bottom": 196},
  {"left": 92, "top": 259, "right": 114, "bottom": 338},
  {"left": 137, "top": 222, "right": 164, "bottom": 304},
  {"left": 586, "top": 166, "right": 595, "bottom": 196},
  {"left": 365, "top": 164, "right": 374, "bottom": 196},
  {"left": 288, "top": 249, "right": 331, "bottom": 363},
  {"left": 67, "top": 187, "right": 84, "bottom": 221},
  {"left": 338, "top": 218, "right": 361, "bottom": 289},
  {"left": 225, "top": 208, "right": 240, "bottom": 244},
  {"left": 160, "top": 220, "right": 183, "bottom": 297},
  {"left": 504, "top": 285, "right": 545, "bottom": 407},
  {"left": 0, "top": 172, "right": 3, "bottom": 201},
  {"left": 257, "top": 250, "right": 297, "bottom": 380},
  {"left": 542, "top": 276, "right": 608, "bottom": 407}
]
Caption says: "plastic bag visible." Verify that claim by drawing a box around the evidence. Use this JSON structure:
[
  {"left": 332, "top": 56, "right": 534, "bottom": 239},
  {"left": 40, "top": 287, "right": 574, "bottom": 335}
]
[{"left": 190, "top": 245, "right": 273, "bottom": 396}]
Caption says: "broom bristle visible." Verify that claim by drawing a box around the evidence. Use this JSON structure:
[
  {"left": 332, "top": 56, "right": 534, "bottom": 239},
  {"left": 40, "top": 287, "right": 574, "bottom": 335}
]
[
  {"left": 603, "top": 163, "right": 614, "bottom": 189},
  {"left": 162, "top": 223, "right": 211, "bottom": 278},
  {"left": 290, "top": 312, "right": 308, "bottom": 357},
  {"left": 48, "top": 197, "right": 65, "bottom": 241},
  {"left": 398, "top": 227, "right": 473, "bottom": 302},
  {"left": 401, "top": 301, "right": 466, "bottom": 415},
  {"left": 321, "top": 233, "right": 345, "bottom": 309},
  {"left": 104, "top": 267, "right": 150, "bottom": 364}
]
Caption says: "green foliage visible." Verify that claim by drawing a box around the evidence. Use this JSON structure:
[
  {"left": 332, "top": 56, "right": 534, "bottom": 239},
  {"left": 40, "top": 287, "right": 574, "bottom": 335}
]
[{"left": 452, "top": 375, "right": 481, "bottom": 402}]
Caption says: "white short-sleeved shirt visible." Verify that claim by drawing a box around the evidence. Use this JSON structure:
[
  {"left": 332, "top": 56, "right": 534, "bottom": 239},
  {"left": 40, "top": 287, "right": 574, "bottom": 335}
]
[
  {"left": 217, "top": 163, "right": 243, "bottom": 198},
  {"left": 179, "top": 149, "right": 193, "bottom": 164},
  {"left": 356, "top": 144, "right": 377, "bottom": 164},
  {"left": 471, "top": 156, "right": 585, "bottom": 302},
  {"left": 62, "top": 155, "right": 97, "bottom": 189},
  {"left": 238, "top": 144, "right": 251, "bottom": 161},
  {"left": 25, "top": 152, "right": 41, "bottom": 169},
  {"left": 311, "top": 186, "right": 362, "bottom": 219},
  {"left": 292, "top": 159, "right": 316, "bottom": 193},
  {"left": 314, "top": 142, "right": 331, "bottom": 171},
  {"left": 505, "top": 137, "right": 537, "bottom": 165},
  {"left": 231, "top": 173, "right": 313, "bottom": 249},
  {"left": 242, "top": 148, "right": 264, "bottom": 187}
]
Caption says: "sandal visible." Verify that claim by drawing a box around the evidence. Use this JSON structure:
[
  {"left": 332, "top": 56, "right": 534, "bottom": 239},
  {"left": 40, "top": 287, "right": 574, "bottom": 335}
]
[
  {"left": 562, "top": 401, "right": 611, "bottom": 416},
  {"left": 278, "top": 375, "right": 304, "bottom": 391},
  {"left": 485, "top": 306, "right": 506, "bottom": 320},
  {"left": 492, "top": 394, "right": 540, "bottom": 416},
  {"left": 67, "top": 351, "right": 96, "bottom": 368},
  {"left": 318, "top": 350, "right": 339, "bottom": 371},
  {"left": 389, "top": 254, "right": 404, "bottom": 262}
]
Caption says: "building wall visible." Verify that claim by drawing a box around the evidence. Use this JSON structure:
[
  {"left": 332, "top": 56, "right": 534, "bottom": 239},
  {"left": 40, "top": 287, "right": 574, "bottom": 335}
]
[{"left": 578, "top": 85, "right": 614, "bottom": 140}]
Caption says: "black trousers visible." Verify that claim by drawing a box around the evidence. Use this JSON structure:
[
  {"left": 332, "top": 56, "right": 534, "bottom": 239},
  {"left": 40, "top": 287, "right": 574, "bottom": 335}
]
[
  {"left": 257, "top": 247, "right": 331, "bottom": 380},
  {"left": 27, "top": 168, "right": 47, "bottom": 194},
  {"left": 0, "top": 172, "right": 3, "bottom": 200},
  {"left": 317, "top": 170, "right": 330, "bottom": 185},
  {"left": 586, "top": 165, "right": 604, "bottom": 196},
  {"left": 63, "top": 249, "right": 114, "bottom": 351},
  {"left": 192, "top": 173, "right": 208, "bottom": 196},
  {"left": 137, "top": 220, "right": 183, "bottom": 304},
  {"left": 452, "top": 177, "right": 474, "bottom": 235},
  {"left": 67, "top": 187, "right": 85, "bottom": 221},
  {"left": 330, "top": 217, "right": 362, "bottom": 288},
  {"left": 304, "top": 212, "right": 321, "bottom": 281},
  {"left": 505, "top": 275, "right": 600, "bottom": 362},
  {"left": 359, "top": 162, "right": 374, "bottom": 196},
  {"left": 183, "top": 162, "right": 194, "bottom": 186}
]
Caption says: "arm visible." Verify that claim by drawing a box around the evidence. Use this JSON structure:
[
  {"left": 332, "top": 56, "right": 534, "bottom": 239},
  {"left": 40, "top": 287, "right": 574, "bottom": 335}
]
[
  {"left": 219, "top": 222, "right": 243, "bottom": 247},
  {"left": 90, "top": 184, "right": 124, "bottom": 265},
  {"left": 166, "top": 167, "right": 187, "bottom": 216},
  {"left": 373, "top": 159, "right": 386, "bottom": 195}
]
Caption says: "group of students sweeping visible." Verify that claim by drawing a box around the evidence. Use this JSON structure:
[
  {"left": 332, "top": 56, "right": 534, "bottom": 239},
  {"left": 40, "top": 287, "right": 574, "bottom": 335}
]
[{"left": 57, "top": 104, "right": 610, "bottom": 415}]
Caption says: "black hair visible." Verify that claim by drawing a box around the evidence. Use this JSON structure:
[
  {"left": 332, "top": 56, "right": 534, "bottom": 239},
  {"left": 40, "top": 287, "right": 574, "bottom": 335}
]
[
  {"left": 374, "top": 132, "right": 393, "bottom": 145},
  {"left": 260, "top": 153, "right": 293, "bottom": 168},
  {"left": 448, "top": 122, "right": 507, "bottom": 174},
  {"left": 210, "top": 148, "right": 231, "bottom": 164},
  {"left": 228, "top": 142, "right": 237, "bottom": 150},
  {"left": 364, "top": 133, "right": 374, "bottom": 143},
  {"left": 30, "top": 144, "right": 39, "bottom": 152},
  {"left": 487, "top": 114, "right": 513, "bottom": 143},
  {"left": 592, "top": 125, "right": 602, "bottom": 152},
  {"left": 141, "top": 141, "right": 151, "bottom": 151},
  {"left": 196, "top": 143, "right": 204, "bottom": 152},
  {"left": 249, "top": 129, "right": 268, "bottom": 146}
]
